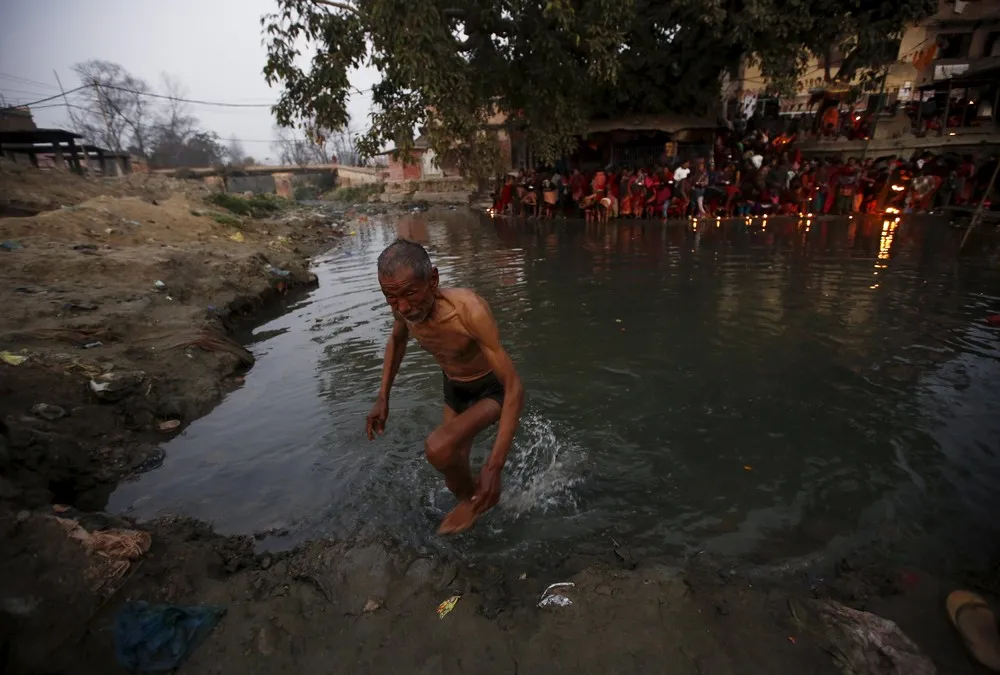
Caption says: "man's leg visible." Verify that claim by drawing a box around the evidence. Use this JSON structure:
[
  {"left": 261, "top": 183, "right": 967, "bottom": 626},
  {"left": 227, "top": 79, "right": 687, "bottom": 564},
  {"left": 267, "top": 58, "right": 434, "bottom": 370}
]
[{"left": 425, "top": 398, "right": 501, "bottom": 500}]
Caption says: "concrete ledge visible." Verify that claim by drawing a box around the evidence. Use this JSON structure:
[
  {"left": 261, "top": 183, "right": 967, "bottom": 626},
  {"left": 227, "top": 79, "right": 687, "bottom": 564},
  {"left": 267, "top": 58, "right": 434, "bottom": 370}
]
[{"left": 798, "top": 131, "right": 1000, "bottom": 156}]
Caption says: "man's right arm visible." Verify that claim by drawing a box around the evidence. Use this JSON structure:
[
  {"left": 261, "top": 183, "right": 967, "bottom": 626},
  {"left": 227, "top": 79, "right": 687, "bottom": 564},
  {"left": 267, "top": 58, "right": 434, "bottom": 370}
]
[{"left": 377, "top": 318, "right": 410, "bottom": 401}]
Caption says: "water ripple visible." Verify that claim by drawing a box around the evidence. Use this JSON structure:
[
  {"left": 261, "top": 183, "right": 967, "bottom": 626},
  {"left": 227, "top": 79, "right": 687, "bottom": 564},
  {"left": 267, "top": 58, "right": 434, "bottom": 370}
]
[{"left": 109, "top": 212, "right": 1000, "bottom": 569}]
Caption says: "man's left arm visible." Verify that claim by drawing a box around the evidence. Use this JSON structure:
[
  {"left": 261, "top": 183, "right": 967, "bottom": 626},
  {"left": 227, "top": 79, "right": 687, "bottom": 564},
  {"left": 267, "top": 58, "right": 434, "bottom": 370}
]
[{"left": 465, "top": 295, "right": 524, "bottom": 513}]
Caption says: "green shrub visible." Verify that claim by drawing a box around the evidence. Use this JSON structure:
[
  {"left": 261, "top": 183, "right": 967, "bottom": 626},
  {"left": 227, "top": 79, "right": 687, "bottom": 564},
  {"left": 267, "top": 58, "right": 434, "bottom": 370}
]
[
  {"left": 325, "top": 183, "right": 384, "bottom": 203},
  {"left": 206, "top": 192, "right": 285, "bottom": 218},
  {"left": 294, "top": 185, "right": 319, "bottom": 201},
  {"left": 209, "top": 212, "right": 242, "bottom": 227}
]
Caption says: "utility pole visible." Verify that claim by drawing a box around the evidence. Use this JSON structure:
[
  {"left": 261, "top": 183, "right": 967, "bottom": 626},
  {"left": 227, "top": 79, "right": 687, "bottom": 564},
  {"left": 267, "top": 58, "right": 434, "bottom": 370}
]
[
  {"left": 53, "top": 70, "right": 73, "bottom": 122},
  {"left": 92, "top": 81, "right": 124, "bottom": 176},
  {"left": 959, "top": 159, "right": 1000, "bottom": 251},
  {"left": 53, "top": 69, "right": 85, "bottom": 175},
  {"left": 860, "top": 67, "right": 889, "bottom": 163}
]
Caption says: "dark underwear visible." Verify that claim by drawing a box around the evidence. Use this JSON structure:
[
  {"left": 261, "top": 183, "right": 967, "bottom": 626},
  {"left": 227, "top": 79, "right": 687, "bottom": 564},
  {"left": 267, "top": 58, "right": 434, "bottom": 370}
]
[{"left": 443, "top": 371, "right": 505, "bottom": 414}]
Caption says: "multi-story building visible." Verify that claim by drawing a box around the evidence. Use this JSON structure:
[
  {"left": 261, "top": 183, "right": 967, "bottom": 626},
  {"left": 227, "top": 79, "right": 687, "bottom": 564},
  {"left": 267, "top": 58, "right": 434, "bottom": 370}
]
[{"left": 733, "top": 0, "right": 1000, "bottom": 118}]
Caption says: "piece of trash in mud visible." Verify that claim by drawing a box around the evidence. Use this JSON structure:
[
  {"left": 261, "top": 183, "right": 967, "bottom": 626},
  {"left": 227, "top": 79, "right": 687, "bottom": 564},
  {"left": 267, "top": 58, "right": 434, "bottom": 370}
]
[
  {"left": 229, "top": 232, "right": 245, "bottom": 242},
  {"left": 986, "top": 314, "right": 1000, "bottom": 326},
  {"left": 82, "top": 341, "right": 103, "bottom": 349},
  {"left": 88, "top": 371, "right": 146, "bottom": 402},
  {"left": 615, "top": 318, "right": 622, "bottom": 323},
  {"left": 1, "top": 240, "right": 23, "bottom": 251},
  {"left": 158, "top": 420, "right": 181, "bottom": 432},
  {"left": 538, "top": 582, "right": 575, "bottom": 608},
  {"left": 153, "top": 280, "right": 166, "bottom": 290},
  {"left": 743, "top": 465, "right": 753, "bottom": 471},
  {"left": 789, "top": 597, "right": 936, "bottom": 675},
  {"left": 89, "top": 380, "right": 111, "bottom": 394},
  {"left": 519, "top": 572, "right": 528, "bottom": 580},
  {"left": 264, "top": 264, "right": 291, "bottom": 278},
  {"left": 115, "top": 601, "right": 225, "bottom": 673},
  {"left": 105, "top": 227, "right": 116, "bottom": 235},
  {"left": 121, "top": 219, "right": 141, "bottom": 226},
  {"left": 436, "top": 595, "right": 461, "bottom": 619},
  {"left": 539, "top": 594, "right": 573, "bottom": 608},
  {"left": 72, "top": 243, "right": 98, "bottom": 251},
  {"left": 31, "top": 403, "right": 67, "bottom": 421},
  {"left": 788, "top": 636, "right": 797, "bottom": 644},
  {"left": 166, "top": 296, "right": 174, "bottom": 301},
  {"left": 349, "top": 230, "right": 357, "bottom": 236},
  {"left": 364, "top": 597, "right": 384, "bottom": 613},
  {"left": 1, "top": 351, "right": 28, "bottom": 366}
]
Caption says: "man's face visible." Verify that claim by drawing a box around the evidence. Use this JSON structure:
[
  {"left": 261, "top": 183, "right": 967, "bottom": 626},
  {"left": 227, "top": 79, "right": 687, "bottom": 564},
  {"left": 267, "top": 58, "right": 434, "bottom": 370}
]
[{"left": 379, "top": 267, "right": 439, "bottom": 323}]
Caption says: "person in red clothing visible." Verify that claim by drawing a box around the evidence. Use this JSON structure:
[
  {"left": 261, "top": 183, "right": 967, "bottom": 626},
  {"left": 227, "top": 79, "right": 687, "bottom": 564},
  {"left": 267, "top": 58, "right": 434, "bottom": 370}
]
[{"left": 494, "top": 175, "right": 514, "bottom": 215}]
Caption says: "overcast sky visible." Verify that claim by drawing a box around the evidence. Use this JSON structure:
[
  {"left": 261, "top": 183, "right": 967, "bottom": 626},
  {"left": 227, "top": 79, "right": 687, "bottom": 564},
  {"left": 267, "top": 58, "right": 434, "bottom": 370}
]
[{"left": 0, "top": 0, "right": 378, "bottom": 162}]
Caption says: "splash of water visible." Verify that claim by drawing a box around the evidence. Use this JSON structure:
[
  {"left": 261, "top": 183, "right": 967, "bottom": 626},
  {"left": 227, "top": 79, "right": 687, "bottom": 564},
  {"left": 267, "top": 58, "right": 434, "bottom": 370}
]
[{"left": 499, "top": 411, "right": 584, "bottom": 518}]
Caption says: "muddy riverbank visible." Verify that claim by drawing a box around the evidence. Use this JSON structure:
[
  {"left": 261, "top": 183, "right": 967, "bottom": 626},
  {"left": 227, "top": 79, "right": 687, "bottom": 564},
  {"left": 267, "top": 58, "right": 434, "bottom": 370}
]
[{"left": 1, "top": 162, "right": 995, "bottom": 674}]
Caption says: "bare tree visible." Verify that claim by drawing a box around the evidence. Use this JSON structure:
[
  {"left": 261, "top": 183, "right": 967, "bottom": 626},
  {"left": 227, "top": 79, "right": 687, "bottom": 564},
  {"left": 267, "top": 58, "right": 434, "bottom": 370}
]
[
  {"left": 147, "top": 75, "right": 198, "bottom": 168},
  {"left": 272, "top": 125, "right": 328, "bottom": 167},
  {"left": 70, "top": 60, "right": 154, "bottom": 157},
  {"left": 271, "top": 123, "right": 363, "bottom": 167},
  {"left": 329, "top": 129, "right": 361, "bottom": 166},
  {"left": 227, "top": 134, "right": 248, "bottom": 166}
]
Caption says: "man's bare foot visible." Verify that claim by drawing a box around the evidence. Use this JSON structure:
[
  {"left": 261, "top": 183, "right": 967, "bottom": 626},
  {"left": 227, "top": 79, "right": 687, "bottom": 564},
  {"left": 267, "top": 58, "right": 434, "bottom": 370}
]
[{"left": 437, "top": 500, "right": 479, "bottom": 535}]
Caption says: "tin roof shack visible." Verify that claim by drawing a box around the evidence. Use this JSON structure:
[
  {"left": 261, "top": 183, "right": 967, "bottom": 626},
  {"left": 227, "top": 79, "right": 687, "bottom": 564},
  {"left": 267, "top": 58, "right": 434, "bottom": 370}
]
[
  {"left": 0, "top": 128, "right": 87, "bottom": 172},
  {"left": 577, "top": 115, "right": 724, "bottom": 169},
  {"left": 0, "top": 127, "right": 135, "bottom": 175}
]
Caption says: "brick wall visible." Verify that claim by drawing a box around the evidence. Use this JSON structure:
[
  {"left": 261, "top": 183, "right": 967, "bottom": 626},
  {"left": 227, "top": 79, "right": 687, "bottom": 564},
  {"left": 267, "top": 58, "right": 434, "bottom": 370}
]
[{"left": 388, "top": 151, "right": 424, "bottom": 181}]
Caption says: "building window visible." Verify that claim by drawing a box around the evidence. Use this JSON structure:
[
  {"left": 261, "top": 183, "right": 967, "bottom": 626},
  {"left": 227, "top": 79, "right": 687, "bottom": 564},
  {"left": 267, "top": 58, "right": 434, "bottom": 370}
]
[
  {"left": 937, "top": 33, "right": 974, "bottom": 59},
  {"left": 987, "top": 31, "right": 1000, "bottom": 57}
]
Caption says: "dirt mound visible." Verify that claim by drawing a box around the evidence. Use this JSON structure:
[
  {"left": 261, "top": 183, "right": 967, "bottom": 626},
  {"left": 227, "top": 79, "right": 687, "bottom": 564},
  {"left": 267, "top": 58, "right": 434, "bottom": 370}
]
[
  {"left": 0, "top": 169, "right": 348, "bottom": 512},
  {"left": 0, "top": 159, "right": 209, "bottom": 216}
]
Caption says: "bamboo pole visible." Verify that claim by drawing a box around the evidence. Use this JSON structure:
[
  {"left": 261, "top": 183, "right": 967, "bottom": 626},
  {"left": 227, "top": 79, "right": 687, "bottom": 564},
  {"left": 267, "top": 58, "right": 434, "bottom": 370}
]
[{"left": 959, "top": 159, "right": 1000, "bottom": 251}]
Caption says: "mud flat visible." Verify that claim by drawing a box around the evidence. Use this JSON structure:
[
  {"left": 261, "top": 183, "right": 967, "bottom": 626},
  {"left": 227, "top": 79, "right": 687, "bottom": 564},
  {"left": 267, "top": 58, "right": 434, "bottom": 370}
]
[{"left": 0, "top": 162, "right": 993, "bottom": 674}]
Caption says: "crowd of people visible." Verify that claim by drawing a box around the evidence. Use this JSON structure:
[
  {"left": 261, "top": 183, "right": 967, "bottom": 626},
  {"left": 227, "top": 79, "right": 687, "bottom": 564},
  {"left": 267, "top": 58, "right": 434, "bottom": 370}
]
[{"left": 492, "top": 129, "right": 998, "bottom": 222}]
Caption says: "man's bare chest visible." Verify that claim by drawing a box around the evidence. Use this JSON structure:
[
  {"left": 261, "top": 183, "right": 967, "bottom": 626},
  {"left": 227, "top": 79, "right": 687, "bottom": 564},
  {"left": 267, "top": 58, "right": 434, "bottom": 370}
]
[{"left": 410, "top": 326, "right": 479, "bottom": 363}]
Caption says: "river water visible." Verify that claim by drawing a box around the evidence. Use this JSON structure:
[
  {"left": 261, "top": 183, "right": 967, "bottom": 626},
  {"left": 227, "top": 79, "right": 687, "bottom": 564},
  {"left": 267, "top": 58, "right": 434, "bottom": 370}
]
[{"left": 110, "top": 210, "right": 1000, "bottom": 570}]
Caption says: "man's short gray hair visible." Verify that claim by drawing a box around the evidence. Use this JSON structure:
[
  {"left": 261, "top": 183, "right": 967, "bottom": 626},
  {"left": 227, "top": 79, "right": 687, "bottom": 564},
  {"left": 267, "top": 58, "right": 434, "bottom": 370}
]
[{"left": 377, "top": 238, "right": 433, "bottom": 280}]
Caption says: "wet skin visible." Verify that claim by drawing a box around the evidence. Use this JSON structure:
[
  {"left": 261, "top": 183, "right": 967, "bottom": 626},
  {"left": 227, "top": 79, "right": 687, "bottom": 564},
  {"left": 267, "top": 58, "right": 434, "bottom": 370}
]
[{"left": 367, "top": 266, "right": 524, "bottom": 534}]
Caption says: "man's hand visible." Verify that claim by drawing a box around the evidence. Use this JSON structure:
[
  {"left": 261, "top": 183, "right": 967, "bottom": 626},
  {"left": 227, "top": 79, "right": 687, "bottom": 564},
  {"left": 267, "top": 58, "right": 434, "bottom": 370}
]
[
  {"left": 366, "top": 397, "right": 388, "bottom": 440},
  {"left": 472, "top": 464, "right": 502, "bottom": 515}
]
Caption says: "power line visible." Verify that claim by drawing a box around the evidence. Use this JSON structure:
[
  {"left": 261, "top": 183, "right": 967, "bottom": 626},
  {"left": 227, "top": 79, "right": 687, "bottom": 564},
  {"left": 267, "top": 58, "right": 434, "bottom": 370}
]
[
  {"left": 1, "top": 74, "right": 375, "bottom": 111},
  {"left": 0, "top": 72, "right": 61, "bottom": 91},
  {"left": 96, "top": 83, "right": 276, "bottom": 108},
  {"left": 0, "top": 86, "right": 87, "bottom": 110},
  {"left": 26, "top": 101, "right": 368, "bottom": 146}
]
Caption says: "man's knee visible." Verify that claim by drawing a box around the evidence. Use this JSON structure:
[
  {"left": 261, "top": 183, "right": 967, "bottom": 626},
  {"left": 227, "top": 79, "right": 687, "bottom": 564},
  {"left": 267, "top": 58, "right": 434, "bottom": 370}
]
[{"left": 424, "top": 428, "right": 458, "bottom": 470}]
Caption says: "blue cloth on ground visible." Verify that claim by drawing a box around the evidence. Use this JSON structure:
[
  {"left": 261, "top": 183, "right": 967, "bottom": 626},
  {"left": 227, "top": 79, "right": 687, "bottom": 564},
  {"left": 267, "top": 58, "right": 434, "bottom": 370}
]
[{"left": 114, "top": 601, "right": 226, "bottom": 673}]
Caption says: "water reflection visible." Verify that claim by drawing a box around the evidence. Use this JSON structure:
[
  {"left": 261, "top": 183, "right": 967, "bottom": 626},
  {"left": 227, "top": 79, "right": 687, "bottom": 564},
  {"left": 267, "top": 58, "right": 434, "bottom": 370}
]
[{"left": 110, "top": 211, "right": 1000, "bottom": 570}]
